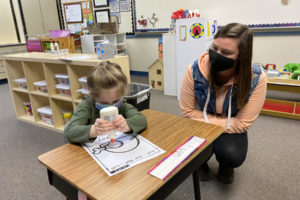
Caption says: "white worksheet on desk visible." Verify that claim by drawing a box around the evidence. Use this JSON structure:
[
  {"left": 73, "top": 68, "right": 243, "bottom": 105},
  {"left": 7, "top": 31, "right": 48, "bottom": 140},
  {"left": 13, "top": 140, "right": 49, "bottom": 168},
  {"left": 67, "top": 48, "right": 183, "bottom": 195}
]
[{"left": 82, "top": 132, "right": 165, "bottom": 176}]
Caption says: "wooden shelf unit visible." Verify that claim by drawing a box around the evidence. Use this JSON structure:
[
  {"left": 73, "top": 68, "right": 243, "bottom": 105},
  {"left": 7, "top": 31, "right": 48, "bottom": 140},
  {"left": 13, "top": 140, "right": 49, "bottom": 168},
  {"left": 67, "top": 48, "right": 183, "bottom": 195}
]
[
  {"left": 4, "top": 52, "right": 130, "bottom": 133},
  {"left": 261, "top": 78, "right": 300, "bottom": 120},
  {"left": 81, "top": 33, "right": 127, "bottom": 56},
  {"left": 40, "top": 37, "right": 75, "bottom": 53}
]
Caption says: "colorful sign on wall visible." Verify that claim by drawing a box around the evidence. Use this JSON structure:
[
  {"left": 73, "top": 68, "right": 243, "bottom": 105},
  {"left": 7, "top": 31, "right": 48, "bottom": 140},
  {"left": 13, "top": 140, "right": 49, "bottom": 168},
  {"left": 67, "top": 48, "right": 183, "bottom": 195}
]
[{"left": 190, "top": 23, "right": 204, "bottom": 39}]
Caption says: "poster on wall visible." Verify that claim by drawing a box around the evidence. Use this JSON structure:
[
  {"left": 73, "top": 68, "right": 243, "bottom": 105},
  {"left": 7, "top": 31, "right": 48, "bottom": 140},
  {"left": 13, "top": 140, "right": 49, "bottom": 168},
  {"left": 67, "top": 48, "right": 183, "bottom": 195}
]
[
  {"left": 67, "top": 23, "right": 82, "bottom": 33},
  {"left": 93, "top": 0, "right": 109, "bottom": 8},
  {"left": 111, "top": 12, "right": 121, "bottom": 23},
  {"left": 109, "top": 0, "right": 119, "bottom": 13},
  {"left": 119, "top": 0, "right": 130, "bottom": 12},
  {"left": 95, "top": 9, "right": 110, "bottom": 23},
  {"left": 64, "top": 3, "right": 83, "bottom": 23}
]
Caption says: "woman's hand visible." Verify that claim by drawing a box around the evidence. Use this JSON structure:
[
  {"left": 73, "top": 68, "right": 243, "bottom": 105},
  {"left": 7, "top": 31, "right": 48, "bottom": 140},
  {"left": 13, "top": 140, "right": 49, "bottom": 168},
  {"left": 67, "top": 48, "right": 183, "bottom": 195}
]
[
  {"left": 89, "top": 118, "right": 114, "bottom": 138},
  {"left": 113, "top": 115, "right": 131, "bottom": 133}
]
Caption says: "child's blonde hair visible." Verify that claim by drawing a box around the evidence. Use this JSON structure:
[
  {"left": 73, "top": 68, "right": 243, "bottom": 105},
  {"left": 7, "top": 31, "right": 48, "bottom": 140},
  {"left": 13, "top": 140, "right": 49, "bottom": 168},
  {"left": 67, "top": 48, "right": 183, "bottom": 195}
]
[{"left": 87, "top": 61, "right": 127, "bottom": 98}]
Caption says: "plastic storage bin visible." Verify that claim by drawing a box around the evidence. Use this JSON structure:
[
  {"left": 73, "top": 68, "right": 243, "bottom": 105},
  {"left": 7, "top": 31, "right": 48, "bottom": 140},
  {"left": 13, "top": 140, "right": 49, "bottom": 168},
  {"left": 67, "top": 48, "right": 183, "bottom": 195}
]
[
  {"left": 123, "top": 83, "right": 152, "bottom": 111},
  {"left": 37, "top": 106, "right": 53, "bottom": 125},
  {"left": 23, "top": 102, "right": 32, "bottom": 116},
  {"left": 26, "top": 39, "right": 42, "bottom": 52},
  {"left": 55, "top": 74, "right": 69, "bottom": 85},
  {"left": 77, "top": 88, "right": 89, "bottom": 96},
  {"left": 78, "top": 76, "right": 88, "bottom": 90},
  {"left": 56, "top": 84, "right": 71, "bottom": 96},
  {"left": 14, "top": 78, "right": 27, "bottom": 89},
  {"left": 33, "top": 80, "right": 48, "bottom": 93}
]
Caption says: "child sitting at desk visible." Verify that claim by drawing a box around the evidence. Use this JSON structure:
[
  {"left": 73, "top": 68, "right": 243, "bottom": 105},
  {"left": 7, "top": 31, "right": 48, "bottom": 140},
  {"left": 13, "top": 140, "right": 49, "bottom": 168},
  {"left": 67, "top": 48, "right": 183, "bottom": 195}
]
[{"left": 65, "top": 61, "right": 147, "bottom": 143}]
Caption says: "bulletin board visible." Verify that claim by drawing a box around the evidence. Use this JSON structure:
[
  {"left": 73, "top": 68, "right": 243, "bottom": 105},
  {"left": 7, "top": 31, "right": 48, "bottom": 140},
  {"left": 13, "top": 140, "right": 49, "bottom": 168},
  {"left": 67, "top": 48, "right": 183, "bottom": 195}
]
[
  {"left": 61, "top": 0, "right": 94, "bottom": 33},
  {"left": 132, "top": 0, "right": 300, "bottom": 33},
  {"left": 93, "top": 0, "right": 133, "bottom": 33},
  {"left": 61, "top": 0, "right": 133, "bottom": 34}
]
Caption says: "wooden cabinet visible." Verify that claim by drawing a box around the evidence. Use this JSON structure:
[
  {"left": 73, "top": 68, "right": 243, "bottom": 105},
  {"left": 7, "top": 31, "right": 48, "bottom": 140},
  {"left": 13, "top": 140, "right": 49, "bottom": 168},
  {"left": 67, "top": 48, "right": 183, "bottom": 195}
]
[
  {"left": 4, "top": 52, "right": 130, "bottom": 133},
  {"left": 162, "top": 33, "right": 176, "bottom": 96},
  {"left": 40, "top": 37, "right": 75, "bottom": 53}
]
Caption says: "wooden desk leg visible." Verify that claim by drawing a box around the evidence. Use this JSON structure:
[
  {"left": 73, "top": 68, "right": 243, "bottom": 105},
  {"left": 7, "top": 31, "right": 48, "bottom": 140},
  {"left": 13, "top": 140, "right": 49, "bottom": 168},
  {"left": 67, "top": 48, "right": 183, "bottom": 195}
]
[{"left": 193, "top": 170, "right": 201, "bottom": 200}]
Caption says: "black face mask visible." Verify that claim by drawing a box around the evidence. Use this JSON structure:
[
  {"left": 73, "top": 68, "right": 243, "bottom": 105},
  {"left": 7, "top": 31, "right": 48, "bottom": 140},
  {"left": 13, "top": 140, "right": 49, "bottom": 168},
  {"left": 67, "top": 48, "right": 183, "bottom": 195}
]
[{"left": 209, "top": 49, "right": 235, "bottom": 72}]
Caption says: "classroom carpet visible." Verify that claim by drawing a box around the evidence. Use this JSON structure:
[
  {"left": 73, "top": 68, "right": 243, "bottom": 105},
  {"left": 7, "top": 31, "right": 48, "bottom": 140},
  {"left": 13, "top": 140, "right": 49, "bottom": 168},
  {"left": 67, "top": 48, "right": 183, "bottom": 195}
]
[{"left": 0, "top": 76, "right": 299, "bottom": 200}]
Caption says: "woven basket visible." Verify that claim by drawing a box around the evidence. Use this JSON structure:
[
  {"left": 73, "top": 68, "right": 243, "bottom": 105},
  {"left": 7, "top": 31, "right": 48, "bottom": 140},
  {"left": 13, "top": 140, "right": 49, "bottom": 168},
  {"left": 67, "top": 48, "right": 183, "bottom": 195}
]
[{"left": 88, "top": 23, "right": 118, "bottom": 34}]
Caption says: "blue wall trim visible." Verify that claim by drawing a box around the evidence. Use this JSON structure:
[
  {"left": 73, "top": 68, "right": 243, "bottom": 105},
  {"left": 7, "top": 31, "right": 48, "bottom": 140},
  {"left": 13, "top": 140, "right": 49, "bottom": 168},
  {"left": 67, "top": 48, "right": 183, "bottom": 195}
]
[
  {"left": 253, "top": 31, "right": 300, "bottom": 36},
  {"left": 130, "top": 70, "right": 148, "bottom": 77},
  {"left": 126, "top": 34, "right": 162, "bottom": 39}
]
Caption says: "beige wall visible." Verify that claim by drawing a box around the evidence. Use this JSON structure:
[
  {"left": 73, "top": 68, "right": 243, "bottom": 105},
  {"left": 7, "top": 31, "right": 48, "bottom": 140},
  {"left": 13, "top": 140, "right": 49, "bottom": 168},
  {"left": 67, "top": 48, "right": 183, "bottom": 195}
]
[
  {"left": 127, "top": 35, "right": 300, "bottom": 72},
  {"left": 126, "top": 37, "right": 158, "bottom": 72},
  {"left": 253, "top": 35, "right": 300, "bottom": 69}
]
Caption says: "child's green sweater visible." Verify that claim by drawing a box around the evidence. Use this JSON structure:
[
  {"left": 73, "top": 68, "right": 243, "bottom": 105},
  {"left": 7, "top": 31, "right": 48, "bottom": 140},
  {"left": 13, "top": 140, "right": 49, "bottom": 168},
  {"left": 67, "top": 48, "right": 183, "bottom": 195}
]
[{"left": 64, "top": 97, "right": 147, "bottom": 143}]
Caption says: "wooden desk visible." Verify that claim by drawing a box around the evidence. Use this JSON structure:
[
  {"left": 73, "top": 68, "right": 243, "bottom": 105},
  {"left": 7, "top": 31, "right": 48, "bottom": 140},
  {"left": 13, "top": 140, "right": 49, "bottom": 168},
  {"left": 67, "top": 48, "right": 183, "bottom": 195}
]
[{"left": 38, "top": 110, "right": 224, "bottom": 200}]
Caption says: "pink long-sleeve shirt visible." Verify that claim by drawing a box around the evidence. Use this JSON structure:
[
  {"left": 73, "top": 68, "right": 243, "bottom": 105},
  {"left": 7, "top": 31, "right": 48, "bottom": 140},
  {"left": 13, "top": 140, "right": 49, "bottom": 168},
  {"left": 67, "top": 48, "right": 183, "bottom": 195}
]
[{"left": 180, "top": 52, "right": 267, "bottom": 133}]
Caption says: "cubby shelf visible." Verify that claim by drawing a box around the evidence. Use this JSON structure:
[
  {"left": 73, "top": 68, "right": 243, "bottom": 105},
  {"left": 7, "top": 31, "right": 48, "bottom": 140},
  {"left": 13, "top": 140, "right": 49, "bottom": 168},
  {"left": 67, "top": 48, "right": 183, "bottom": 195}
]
[
  {"left": 261, "top": 99, "right": 300, "bottom": 120},
  {"left": 51, "top": 94, "right": 73, "bottom": 102},
  {"left": 4, "top": 52, "right": 130, "bottom": 133},
  {"left": 260, "top": 78, "right": 300, "bottom": 120},
  {"left": 18, "top": 115, "right": 35, "bottom": 123},
  {"left": 30, "top": 91, "right": 49, "bottom": 97},
  {"left": 12, "top": 88, "right": 29, "bottom": 93}
]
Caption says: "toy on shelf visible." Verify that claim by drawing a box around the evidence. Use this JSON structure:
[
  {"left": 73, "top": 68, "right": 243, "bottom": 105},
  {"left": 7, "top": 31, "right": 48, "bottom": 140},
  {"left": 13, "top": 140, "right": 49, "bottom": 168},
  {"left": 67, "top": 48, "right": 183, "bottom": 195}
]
[
  {"left": 171, "top": 9, "right": 200, "bottom": 20},
  {"left": 266, "top": 70, "right": 279, "bottom": 79},
  {"left": 284, "top": 63, "right": 300, "bottom": 80},
  {"left": 170, "top": 9, "right": 200, "bottom": 33},
  {"left": 148, "top": 59, "right": 163, "bottom": 91},
  {"left": 23, "top": 102, "right": 32, "bottom": 116},
  {"left": 278, "top": 69, "right": 291, "bottom": 79},
  {"left": 62, "top": 111, "right": 72, "bottom": 124},
  {"left": 265, "top": 63, "right": 276, "bottom": 70}
]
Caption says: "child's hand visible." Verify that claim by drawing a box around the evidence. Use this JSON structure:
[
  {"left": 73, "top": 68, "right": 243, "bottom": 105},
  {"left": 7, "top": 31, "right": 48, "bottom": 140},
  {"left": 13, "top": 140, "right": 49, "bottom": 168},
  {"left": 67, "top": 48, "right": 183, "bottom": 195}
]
[
  {"left": 90, "top": 118, "right": 114, "bottom": 138},
  {"left": 113, "top": 115, "right": 131, "bottom": 133}
]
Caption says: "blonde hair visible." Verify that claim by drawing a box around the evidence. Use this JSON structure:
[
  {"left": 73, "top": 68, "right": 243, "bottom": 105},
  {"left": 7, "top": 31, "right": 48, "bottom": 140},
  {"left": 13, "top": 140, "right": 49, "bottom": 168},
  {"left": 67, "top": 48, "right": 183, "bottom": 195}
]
[{"left": 87, "top": 61, "right": 127, "bottom": 98}]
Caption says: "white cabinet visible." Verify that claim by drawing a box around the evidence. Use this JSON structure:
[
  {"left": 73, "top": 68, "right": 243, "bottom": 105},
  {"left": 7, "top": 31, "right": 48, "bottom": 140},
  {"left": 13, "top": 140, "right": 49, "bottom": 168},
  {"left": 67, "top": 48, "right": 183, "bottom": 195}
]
[
  {"left": 81, "top": 33, "right": 127, "bottom": 56},
  {"left": 163, "top": 33, "right": 177, "bottom": 96}
]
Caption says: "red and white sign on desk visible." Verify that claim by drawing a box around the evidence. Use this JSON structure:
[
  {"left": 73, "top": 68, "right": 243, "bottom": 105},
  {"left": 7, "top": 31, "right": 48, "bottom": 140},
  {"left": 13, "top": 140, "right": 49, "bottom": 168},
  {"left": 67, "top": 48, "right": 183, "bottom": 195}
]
[{"left": 148, "top": 136, "right": 207, "bottom": 180}]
